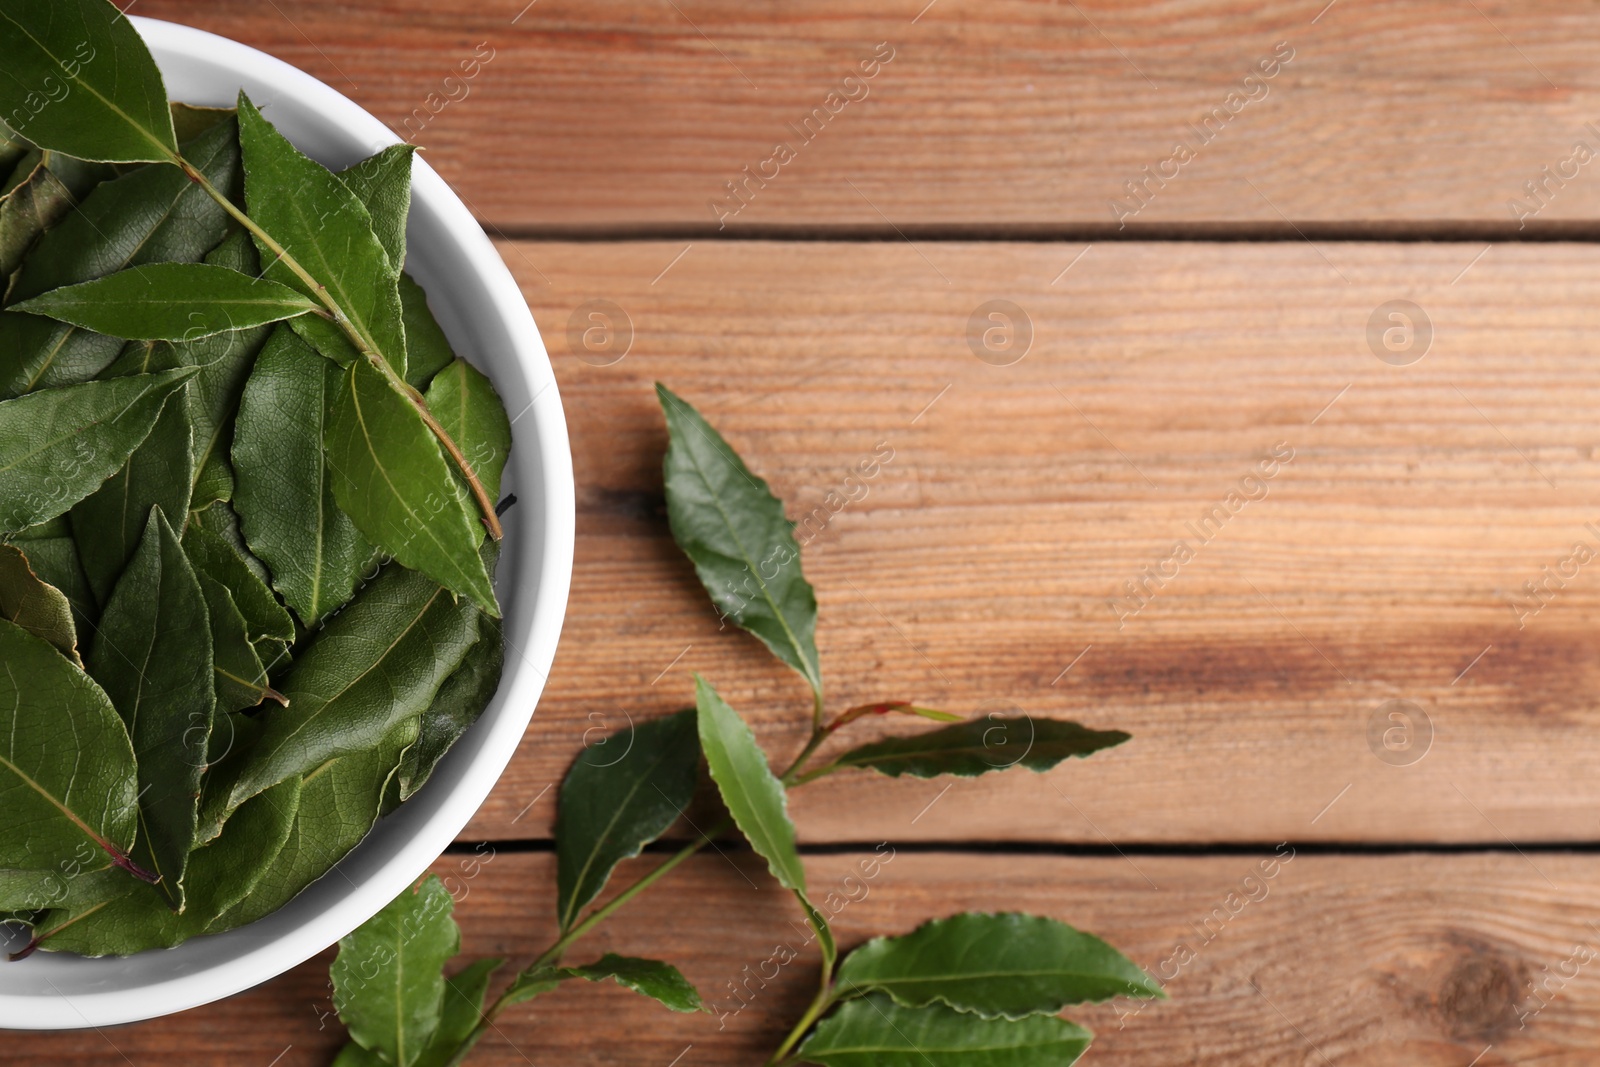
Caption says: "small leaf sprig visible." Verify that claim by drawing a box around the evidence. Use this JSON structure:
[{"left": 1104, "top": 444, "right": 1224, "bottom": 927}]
[{"left": 326, "top": 389, "right": 1162, "bottom": 1067}]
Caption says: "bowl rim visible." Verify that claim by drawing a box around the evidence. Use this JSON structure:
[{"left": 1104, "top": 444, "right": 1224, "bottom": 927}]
[{"left": 0, "top": 16, "right": 574, "bottom": 1029}]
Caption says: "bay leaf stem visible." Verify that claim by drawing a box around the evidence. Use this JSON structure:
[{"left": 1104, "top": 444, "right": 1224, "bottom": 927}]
[{"left": 172, "top": 154, "right": 503, "bottom": 540}]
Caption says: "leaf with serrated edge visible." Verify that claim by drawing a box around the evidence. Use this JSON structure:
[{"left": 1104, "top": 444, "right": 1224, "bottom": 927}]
[
  {"left": 235, "top": 92, "right": 406, "bottom": 377},
  {"left": 233, "top": 326, "right": 377, "bottom": 625},
  {"left": 0, "top": 0, "right": 179, "bottom": 164},
  {"left": 556, "top": 708, "right": 698, "bottom": 930},
  {"left": 836, "top": 912, "right": 1164, "bottom": 1020},
  {"left": 427, "top": 358, "right": 511, "bottom": 504},
  {"left": 799, "top": 994, "right": 1094, "bottom": 1067},
  {"left": 659, "top": 384, "right": 821, "bottom": 701},
  {"left": 0, "top": 542, "right": 78, "bottom": 663},
  {"left": 695, "top": 676, "right": 806, "bottom": 892},
  {"left": 12, "top": 262, "right": 320, "bottom": 341},
  {"left": 332, "top": 875, "right": 459, "bottom": 1067},
  {"left": 223, "top": 560, "right": 478, "bottom": 812},
  {"left": 0, "top": 365, "right": 197, "bottom": 534},
  {"left": 832, "top": 718, "right": 1130, "bottom": 779},
  {"left": 559, "top": 954, "right": 706, "bottom": 1013},
  {"left": 0, "top": 617, "right": 138, "bottom": 875},
  {"left": 326, "top": 357, "right": 496, "bottom": 615},
  {"left": 88, "top": 506, "right": 214, "bottom": 910},
  {"left": 32, "top": 777, "right": 300, "bottom": 956},
  {"left": 0, "top": 116, "right": 239, "bottom": 398},
  {"left": 339, "top": 144, "right": 415, "bottom": 278}
]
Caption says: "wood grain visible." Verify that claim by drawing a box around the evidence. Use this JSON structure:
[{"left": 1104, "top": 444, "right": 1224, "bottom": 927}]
[
  {"left": 13, "top": 850, "right": 1600, "bottom": 1065},
  {"left": 462, "top": 238, "right": 1600, "bottom": 846},
  {"left": 129, "top": 0, "right": 1600, "bottom": 232}
]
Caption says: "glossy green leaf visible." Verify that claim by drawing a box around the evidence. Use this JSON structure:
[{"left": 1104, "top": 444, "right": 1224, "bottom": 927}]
[
  {"left": 69, "top": 340, "right": 194, "bottom": 603},
  {"left": 326, "top": 357, "right": 496, "bottom": 615},
  {"left": 799, "top": 995, "right": 1094, "bottom": 1067},
  {"left": 332, "top": 874, "right": 459, "bottom": 1067},
  {"left": 181, "top": 519, "right": 294, "bottom": 651},
  {"left": 339, "top": 144, "right": 415, "bottom": 276},
  {"left": 695, "top": 675, "right": 806, "bottom": 892},
  {"left": 427, "top": 358, "right": 511, "bottom": 504},
  {"left": 558, "top": 954, "right": 705, "bottom": 1014},
  {"left": 397, "top": 606, "right": 502, "bottom": 803},
  {"left": 0, "top": 115, "right": 238, "bottom": 398},
  {"left": 0, "top": 865, "right": 125, "bottom": 915},
  {"left": 198, "top": 573, "right": 284, "bottom": 714},
  {"left": 224, "top": 560, "right": 478, "bottom": 811},
  {"left": 212, "top": 716, "right": 415, "bottom": 930},
  {"left": 235, "top": 92, "right": 407, "bottom": 378},
  {"left": 168, "top": 102, "right": 232, "bottom": 144},
  {"left": 0, "top": 364, "right": 197, "bottom": 535},
  {"left": 556, "top": 707, "right": 699, "bottom": 930},
  {"left": 13, "top": 262, "right": 321, "bottom": 341},
  {"left": 399, "top": 273, "right": 455, "bottom": 390},
  {"left": 0, "top": 542, "right": 78, "bottom": 663},
  {"left": 0, "top": 0, "right": 179, "bottom": 163},
  {"left": 411, "top": 958, "right": 505, "bottom": 1067},
  {"left": 88, "top": 506, "right": 214, "bottom": 909},
  {"left": 836, "top": 912, "right": 1164, "bottom": 1021},
  {"left": 33, "top": 777, "right": 301, "bottom": 955},
  {"left": 831, "top": 718, "right": 1130, "bottom": 779},
  {"left": 0, "top": 617, "right": 138, "bottom": 875},
  {"left": 233, "top": 326, "right": 377, "bottom": 625},
  {"left": 659, "top": 384, "right": 820, "bottom": 700}
]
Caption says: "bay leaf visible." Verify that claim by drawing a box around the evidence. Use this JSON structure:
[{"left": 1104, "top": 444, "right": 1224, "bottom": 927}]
[
  {"left": 798, "top": 994, "right": 1094, "bottom": 1067},
  {"left": 235, "top": 92, "right": 407, "bottom": 379},
  {"left": 0, "top": 864, "right": 124, "bottom": 913},
  {"left": 32, "top": 777, "right": 301, "bottom": 956},
  {"left": 0, "top": 116, "right": 239, "bottom": 398},
  {"left": 831, "top": 718, "right": 1130, "bottom": 779},
  {"left": 659, "top": 384, "right": 821, "bottom": 702},
  {"left": 399, "top": 272, "right": 455, "bottom": 390},
  {"left": 410, "top": 958, "right": 505, "bottom": 1067},
  {"left": 169, "top": 102, "right": 232, "bottom": 144},
  {"left": 198, "top": 573, "right": 285, "bottom": 714},
  {"left": 396, "top": 607, "right": 502, "bottom": 803},
  {"left": 0, "top": 541, "right": 78, "bottom": 663},
  {"left": 326, "top": 357, "right": 496, "bottom": 615},
  {"left": 331, "top": 874, "right": 458, "bottom": 1067},
  {"left": 339, "top": 144, "right": 415, "bottom": 277},
  {"left": 0, "top": 616, "right": 139, "bottom": 876},
  {"left": 427, "top": 358, "right": 511, "bottom": 504},
  {"left": 88, "top": 506, "right": 215, "bottom": 910},
  {"left": 181, "top": 519, "right": 294, "bottom": 651},
  {"left": 557, "top": 954, "right": 705, "bottom": 1014},
  {"left": 0, "top": 0, "right": 180, "bottom": 164},
  {"left": 13, "top": 262, "right": 321, "bottom": 341},
  {"left": 835, "top": 912, "right": 1164, "bottom": 1020},
  {"left": 69, "top": 340, "right": 194, "bottom": 603},
  {"left": 7, "top": 533, "right": 93, "bottom": 631},
  {"left": 555, "top": 707, "right": 698, "bottom": 931},
  {"left": 0, "top": 150, "right": 90, "bottom": 277},
  {"left": 233, "top": 326, "right": 377, "bottom": 626},
  {"left": 0, "top": 364, "right": 197, "bottom": 536},
  {"left": 223, "top": 559, "right": 478, "bottom": 812}
]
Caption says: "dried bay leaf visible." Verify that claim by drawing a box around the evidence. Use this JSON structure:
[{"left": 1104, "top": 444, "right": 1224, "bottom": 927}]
[{"left": 0, "top": 541, "right": 78, "bottom": 663}]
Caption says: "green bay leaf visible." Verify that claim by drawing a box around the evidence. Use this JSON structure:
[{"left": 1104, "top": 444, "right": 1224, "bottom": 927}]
[
  {"left": 399, "top": 272, "right": 455, "bottom": 390},
  {"left": 835, "top": 912, "right": 1164, "bottom": 1020},
  {"left": 12, "top": 262, "right": 320, "bottom": 341},
  {"left": 224, "top": 560, "right": 478, "bottom": 812},
  {"left": 339, "top": 144, "right": 415, "bottom": 277},
  {"left": 659, "top": 384, "right": 821, "bottom": 701},
  {"left": 0, "top": 541, "right": 78, "bottom": 663},
  {"left": 233, "top": 326, "right": 377, "bottom": 626},
  {"left": 88, "top": 506, "right": 215, "bottom": 910},
  {"left": 7, "top": 533, "right": 93, "bottom": 632},
  {"left": 558, "top": 954, "right": 705, "bottom": 1014},
  {"left": 396, "top": 601, "right": 502, "bottom": 803},
  {"left": 0, "top": 616, "right": 138, "bottom": 876},
  {"left": 410, "top": 957, "right": 505, "bottom": 1067},
  {"left": 0, "top": 150, "right": 97, "bottom": 277},
  {"left": 556, "top": 707, "right": 699, "bottom": 931},
  {"left": 0, "top": 364, "right": 197, "bottom": 535},
  {"left": 331, "top": 874, "right": 459, "bottom": 1067},
  {"left": 181, "top": 518, "right": 294, "bottom": 651},
  {"left": 798, "top": 994, "right": 1094, "bottom": 1067},
  {"left": 0, "top": 0, "right": 179, "bottom": 164},
  {"left": 198, "top": 573, "right": 284, "bottom": 714},
  {"left": 832, "top": 718, "right": 1130, "bottom": 779},
  {"left": 326, "top": 357, "right": 496, "bottom": 615},
  {"left": 427, "top": 358, "right": 511, "bottom": 504}
]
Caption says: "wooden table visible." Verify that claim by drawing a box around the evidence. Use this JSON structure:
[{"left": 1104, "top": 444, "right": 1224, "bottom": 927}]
[{"left": 18, "top": 2, "right": 1600, "bottom": 1063}]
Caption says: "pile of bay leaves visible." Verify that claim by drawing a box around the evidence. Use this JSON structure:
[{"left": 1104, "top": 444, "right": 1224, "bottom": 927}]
[{"left": 0, "top": 0, "right": 512, "bottom": 958}]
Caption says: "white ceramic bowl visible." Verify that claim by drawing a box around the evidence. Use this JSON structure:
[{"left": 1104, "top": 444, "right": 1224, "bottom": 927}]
[{"left": 0, "top": 18, "right": 575, "bottom": 1030}]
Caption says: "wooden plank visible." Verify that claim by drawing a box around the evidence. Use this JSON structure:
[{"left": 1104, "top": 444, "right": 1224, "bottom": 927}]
[
  {"left": 464, "top": 239, "right": 1600, "bottom": 845},
  {"left": 13, "top": 850, "right": 1600, "bottom": 1064},
  {"left": 131, "top": 0, "right": 1600, "bottom": 231}
]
